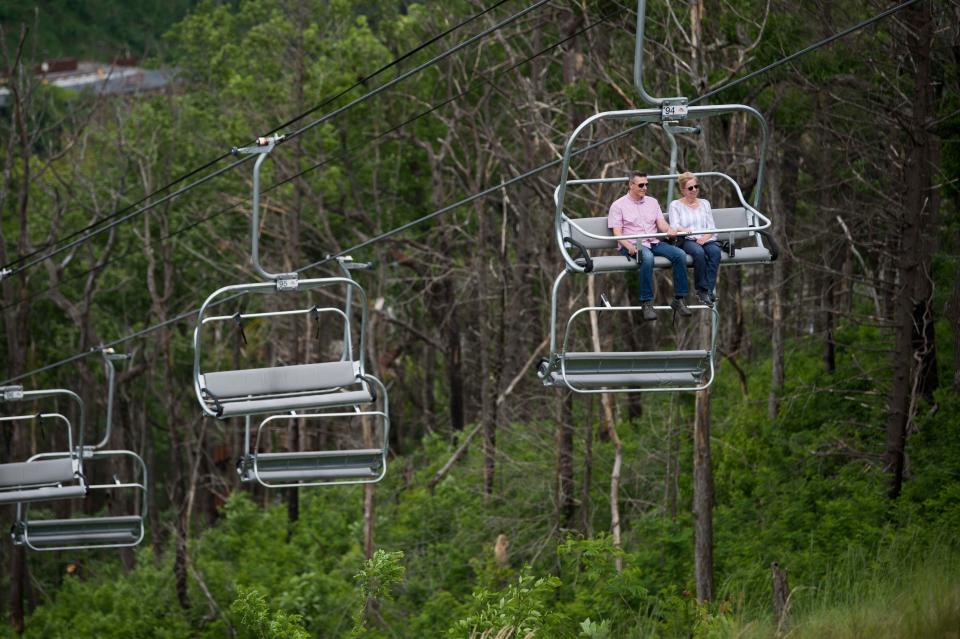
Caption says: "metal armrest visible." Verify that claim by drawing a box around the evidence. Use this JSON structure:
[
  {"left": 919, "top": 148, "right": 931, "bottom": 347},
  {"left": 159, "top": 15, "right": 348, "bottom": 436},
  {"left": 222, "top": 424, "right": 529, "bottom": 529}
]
[
  {"left": 563, "top": 236, "right": 594, "bottom": 273},
  {"left": 756, "top": 228, "right": 779, "bottom": 262}
]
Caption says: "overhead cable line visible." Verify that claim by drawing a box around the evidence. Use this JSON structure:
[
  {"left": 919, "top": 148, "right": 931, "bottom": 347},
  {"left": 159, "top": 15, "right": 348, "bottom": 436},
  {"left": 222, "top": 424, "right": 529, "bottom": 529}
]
[
  {"left": 0, "top": 0, "right": 918, "bottom": 386},
  {"left": 0, "top": 0, "right": 524, "bottom": 280},
  {"left": 1, "top": 11, "right": 600, "bottom": 317}
]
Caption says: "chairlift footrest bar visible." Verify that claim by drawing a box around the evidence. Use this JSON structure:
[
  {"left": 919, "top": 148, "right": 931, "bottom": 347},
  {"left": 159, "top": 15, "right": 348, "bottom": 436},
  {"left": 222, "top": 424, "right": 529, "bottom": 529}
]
[
  {"left": 242, "top": 449, "right": 384, "bottom": 483},
  {"left": 13, "top": 516, "right": 143, "bottom": 548}
]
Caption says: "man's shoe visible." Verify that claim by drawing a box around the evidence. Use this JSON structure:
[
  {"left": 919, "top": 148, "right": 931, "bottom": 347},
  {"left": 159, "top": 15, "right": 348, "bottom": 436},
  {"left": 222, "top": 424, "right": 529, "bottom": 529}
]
[
  {"left": 696, "top": 290, "right": 714, "bottom": 307},
  {"left": 640, "top": 302, "right": 657, "bottom": 322},
  {"left": 710, "top": 291, "right": 718, "bottom": 303},
  {"left": 671, "top": 297, "right": 693, "bottom": 317}
]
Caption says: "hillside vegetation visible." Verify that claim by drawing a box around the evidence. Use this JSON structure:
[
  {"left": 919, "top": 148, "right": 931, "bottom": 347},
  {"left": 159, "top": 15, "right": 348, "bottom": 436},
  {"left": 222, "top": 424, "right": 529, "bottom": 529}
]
[{"left": 1, "top": 0, "right": 958, "bottom": 636}]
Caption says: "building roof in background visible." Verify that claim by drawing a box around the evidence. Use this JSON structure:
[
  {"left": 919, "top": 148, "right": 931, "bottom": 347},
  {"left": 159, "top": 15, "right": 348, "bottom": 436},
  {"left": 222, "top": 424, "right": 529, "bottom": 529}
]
[{"left": 0, "top": 58, "right": 172, "bottom": 107}]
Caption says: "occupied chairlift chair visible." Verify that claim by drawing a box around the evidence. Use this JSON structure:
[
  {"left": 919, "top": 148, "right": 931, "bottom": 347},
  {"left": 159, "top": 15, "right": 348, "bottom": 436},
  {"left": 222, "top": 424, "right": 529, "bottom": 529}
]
[
  {"left": 538, "top": 2, "right": 777, "bottom": 393},
  {"left": 192, "top": 136, "right": 389, "bottom": 486},
  {"left": 10, "top": 350, "right": 147, "bottom": 551},
  {"left": 0, "top": 387, "right": 86, "bottom": 506}
]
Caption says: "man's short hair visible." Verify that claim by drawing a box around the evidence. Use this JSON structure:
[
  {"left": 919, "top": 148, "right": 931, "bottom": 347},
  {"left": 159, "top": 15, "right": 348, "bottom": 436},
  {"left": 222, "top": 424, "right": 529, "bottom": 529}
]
[{"left": 630, "top": 171, "right": 648, "bottom": 182}]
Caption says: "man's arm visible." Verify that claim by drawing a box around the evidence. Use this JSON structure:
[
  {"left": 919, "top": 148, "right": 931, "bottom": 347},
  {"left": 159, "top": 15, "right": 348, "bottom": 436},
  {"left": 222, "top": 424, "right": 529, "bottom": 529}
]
[
  {"left": 655, "top": 214, "right": 680, "bottom": 238},
  {"left": 611, "top": 227, "right": 637, "bottom": 254}
]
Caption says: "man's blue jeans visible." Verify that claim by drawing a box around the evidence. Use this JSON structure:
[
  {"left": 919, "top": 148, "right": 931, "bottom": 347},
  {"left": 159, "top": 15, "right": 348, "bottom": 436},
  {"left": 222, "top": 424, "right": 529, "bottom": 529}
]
[
  {"left": 619, "top": 241, "right": 689, "bottom": 302},
  {"left": 681, "top": 238, "right": 722, "bottom": 294}
]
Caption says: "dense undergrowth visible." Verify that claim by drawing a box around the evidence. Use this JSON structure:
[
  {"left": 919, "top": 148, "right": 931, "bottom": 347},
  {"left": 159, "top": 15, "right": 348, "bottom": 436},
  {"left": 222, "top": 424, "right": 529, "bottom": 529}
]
[{"left": 5, "top": 323, "right": 960, "bottom": 638}]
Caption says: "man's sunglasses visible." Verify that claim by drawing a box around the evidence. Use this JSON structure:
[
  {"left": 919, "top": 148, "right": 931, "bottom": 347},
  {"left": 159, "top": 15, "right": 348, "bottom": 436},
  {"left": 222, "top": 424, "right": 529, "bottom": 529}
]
[{"left": 634, "top": 182, "right": 649, "bottom": 188}]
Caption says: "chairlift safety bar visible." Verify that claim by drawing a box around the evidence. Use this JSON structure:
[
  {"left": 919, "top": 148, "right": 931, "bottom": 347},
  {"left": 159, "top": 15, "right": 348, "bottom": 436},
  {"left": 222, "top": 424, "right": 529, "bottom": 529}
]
[{"left": 0, "top": 388, "right": 85, "bottom": 461}]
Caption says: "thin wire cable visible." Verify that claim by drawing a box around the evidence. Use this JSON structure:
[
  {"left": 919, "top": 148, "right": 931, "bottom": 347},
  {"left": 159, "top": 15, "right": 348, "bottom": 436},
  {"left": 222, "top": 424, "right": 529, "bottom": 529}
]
[
  {"left": 0, "top": 13, "right": 604, "bottom": 317},
  {"left": 0, "top": 0, "right": 517, "bottom": 277},
  {"left": 0, "top": 0, "right": 918, "bottom": 386}
]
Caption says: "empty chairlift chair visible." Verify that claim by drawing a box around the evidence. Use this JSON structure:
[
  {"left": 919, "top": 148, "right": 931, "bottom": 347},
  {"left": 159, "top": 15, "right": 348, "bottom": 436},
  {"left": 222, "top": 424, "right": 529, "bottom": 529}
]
[
  {"left": 0, "top": 387, "right": 86, "bottom": 506},
  {"left": 9, "top": 351, "right": 147, "bottom": 551},
  {"left": 194, "top": 136, "right": 389, "bottom": 485}
]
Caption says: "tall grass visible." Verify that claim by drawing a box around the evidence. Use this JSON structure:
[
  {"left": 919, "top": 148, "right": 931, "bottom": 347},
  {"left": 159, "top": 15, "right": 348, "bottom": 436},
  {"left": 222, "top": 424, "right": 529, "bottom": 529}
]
[{"left": 729, "top": 532, "right": 960, "bottom": 638}]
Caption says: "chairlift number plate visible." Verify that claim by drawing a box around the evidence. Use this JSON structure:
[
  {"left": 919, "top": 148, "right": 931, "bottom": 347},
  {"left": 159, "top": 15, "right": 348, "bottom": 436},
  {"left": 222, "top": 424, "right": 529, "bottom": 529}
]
[
  {"left": 661, "top": 104, "right": 688, "bottom": 120},
  {"left": 276, "top": 277, "right": 299, "bottom": 291},
  {"left": 1, "top": 387, "right": 24, "bottom": 400}
]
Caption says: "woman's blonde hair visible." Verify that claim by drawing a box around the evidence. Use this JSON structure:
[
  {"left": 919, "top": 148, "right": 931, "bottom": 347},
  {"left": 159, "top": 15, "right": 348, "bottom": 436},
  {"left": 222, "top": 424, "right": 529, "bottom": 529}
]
[{"left": 677, "top": 172, "right": 696, "bottom": 191}]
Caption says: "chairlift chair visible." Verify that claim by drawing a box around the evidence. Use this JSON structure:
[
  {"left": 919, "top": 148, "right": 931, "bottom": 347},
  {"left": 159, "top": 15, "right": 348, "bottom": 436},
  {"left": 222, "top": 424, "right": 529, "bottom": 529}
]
[
  {"left": 9, "top": 351, "right": 148, "bottom": 551},
  {"left": 538, "top": 298, "right": 719, "bottom": 393},
  {"left": 194, "top": 136, "right": 390, "bottom": 486},
  {"left": 542, "top": 103, "right": 776, "bottom": 394},
  {"left": 192, "top": 136, "right": 389, "bottom": 422}
]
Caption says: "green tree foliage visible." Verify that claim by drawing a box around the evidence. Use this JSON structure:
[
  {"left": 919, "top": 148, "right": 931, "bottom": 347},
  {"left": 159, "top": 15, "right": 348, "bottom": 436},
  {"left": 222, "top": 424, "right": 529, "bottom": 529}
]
[
  {"left": 231, "top": 587, "right": 310, "bottom": 639},
  {"left": 1, "top": 0, "right": 959, "bottom": 637},
  {"left": 351, "top": 549, "right": 406, "bottom": 637}
]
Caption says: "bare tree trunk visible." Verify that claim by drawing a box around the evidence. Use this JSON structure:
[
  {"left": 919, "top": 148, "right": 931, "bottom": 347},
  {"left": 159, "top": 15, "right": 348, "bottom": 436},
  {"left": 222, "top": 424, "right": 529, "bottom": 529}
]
[
  {"left": 693, "top": 373, "right": 714, "bottom": 601},
  {"left": 581, "top": 397, "right": 594, "bottom": 535},
  {"left": 885, "top": 1, "right": 938, "bottom": 499},
  {"left": 555, "top": 391, "right": 576, "bottom": 530},
  {"left": 772, "top": 562, "right": 790, "bottom": 635},
  {"left": 607, "top": 418, "right": 623, "bottom": 573},
  {"left": 766, "top": 141, "right": 787, "bottom": 419},
  {"left": 362, "top": 415, "right": 376, "bottom": 560}
]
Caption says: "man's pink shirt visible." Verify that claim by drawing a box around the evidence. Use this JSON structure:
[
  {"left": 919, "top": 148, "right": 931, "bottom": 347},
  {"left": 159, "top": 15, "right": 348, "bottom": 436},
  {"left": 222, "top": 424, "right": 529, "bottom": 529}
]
[{"left": 607, "top": 194, "right": 664, "bottom": 248}]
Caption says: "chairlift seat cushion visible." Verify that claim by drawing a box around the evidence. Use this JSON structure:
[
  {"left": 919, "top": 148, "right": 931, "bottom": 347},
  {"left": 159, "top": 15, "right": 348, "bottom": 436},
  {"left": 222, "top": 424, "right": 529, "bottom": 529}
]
[
  {"left": 202, "top": 361, "right": 359, "bottom": 399},
  {"left": 0, "top": 459, "right": 77, "bottom": 489},
  {"left": 19, "top": 515, "right": 142, "bottom": 547}
]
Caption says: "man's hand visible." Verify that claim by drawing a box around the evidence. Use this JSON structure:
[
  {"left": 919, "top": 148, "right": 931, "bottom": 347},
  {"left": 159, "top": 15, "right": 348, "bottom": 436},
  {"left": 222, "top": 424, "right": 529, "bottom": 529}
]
[{"left": 622, "top": 242, "right": 638, "bottom": 256}]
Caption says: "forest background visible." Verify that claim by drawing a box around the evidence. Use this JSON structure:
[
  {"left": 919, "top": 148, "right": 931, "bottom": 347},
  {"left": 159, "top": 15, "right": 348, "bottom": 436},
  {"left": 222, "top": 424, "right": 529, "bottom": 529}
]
[{"left": 1, "top": 0, "right": 959, "bottom": 637}]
